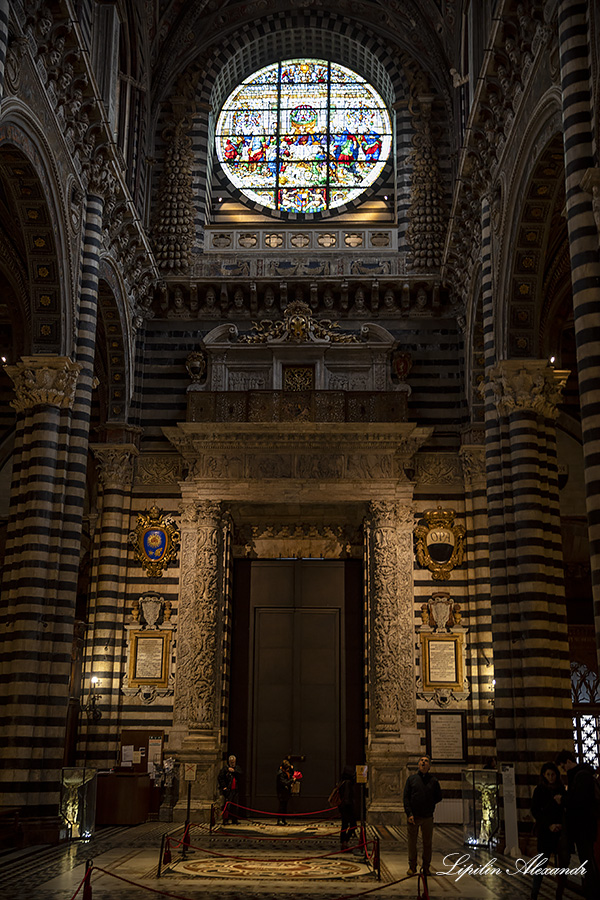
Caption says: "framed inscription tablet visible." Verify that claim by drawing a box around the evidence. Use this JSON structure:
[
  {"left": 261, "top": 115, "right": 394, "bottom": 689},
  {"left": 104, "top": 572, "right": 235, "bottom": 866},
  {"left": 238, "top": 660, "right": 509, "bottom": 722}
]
[
  {"left": 128, "top": 631, "right": 171, "bottom": 689},
  {"left": 426, "top": 711, "right": 467, "bottom": 761},
  {"left": 419, "top": 632, "right": 464, "bottom": 691}
]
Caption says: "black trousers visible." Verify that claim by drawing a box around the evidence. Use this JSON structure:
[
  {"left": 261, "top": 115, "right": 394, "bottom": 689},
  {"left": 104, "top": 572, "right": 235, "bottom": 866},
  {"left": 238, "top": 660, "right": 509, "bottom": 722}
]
[
  {"left": 339, "top": 802, "right": 356, "bottom": 845},
  {"left": 277, "top": 796, "right": 289, "bottom": 822}
]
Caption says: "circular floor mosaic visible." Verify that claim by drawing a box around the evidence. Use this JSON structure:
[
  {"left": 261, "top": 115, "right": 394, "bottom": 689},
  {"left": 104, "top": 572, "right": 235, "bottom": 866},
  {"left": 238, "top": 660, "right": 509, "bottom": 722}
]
[{"left": 172, "top": 856, "right": 366, "bottom": 879}]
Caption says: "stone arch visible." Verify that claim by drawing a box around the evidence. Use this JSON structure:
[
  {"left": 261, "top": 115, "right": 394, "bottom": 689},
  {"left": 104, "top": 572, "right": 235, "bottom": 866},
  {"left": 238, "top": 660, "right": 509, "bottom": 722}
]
[
  {"left": 97, "top": 257, "right": 134, "bottom": 423},
  {"left": 495, "top": 92, "right": 564, "bottom": 360},
  {"left": 0, "top": 115, "right": 72, "bottom": 357}
]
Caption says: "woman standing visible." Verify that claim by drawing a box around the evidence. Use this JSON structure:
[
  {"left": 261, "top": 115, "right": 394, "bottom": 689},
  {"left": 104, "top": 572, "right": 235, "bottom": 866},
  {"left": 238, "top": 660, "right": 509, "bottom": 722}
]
[
  {"left": 530, "top": 762, "right": 569, "bottom": 900},
  {"left": 276, "top": 759, "right": 295, "bottom": 825}
]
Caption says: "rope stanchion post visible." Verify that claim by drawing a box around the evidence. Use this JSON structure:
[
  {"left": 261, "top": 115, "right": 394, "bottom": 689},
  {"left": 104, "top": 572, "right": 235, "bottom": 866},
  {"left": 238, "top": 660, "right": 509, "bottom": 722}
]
[
  {"left": 157, "top": 833, "right": 166, "bottom": 878},
  {"left": 82, "top": 859, "right": 93, "bottom": 900},
  {"left": 416, "top": 871, "right": 430, "bottom": 900},
  {"left": 181, "top": 822, "right": 190, "bottom": 860},
  {"left": 210, "top": 801, "right": 215, "bottom": 832},
  {"left": 375, "top": 836, "right": 380, "bottom": 881}
]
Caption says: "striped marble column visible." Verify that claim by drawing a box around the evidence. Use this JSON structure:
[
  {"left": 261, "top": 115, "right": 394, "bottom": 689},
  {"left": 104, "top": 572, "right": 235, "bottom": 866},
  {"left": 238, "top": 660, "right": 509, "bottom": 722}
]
[
  {"left": 0, "top": 0, "right": 9, "bottom": 101},
  {"left": 82, "top": 444, "right": 138, "bottom": 768},
  {"left": 0, "top": 356, "right": 81, "bottom": 817},
  {"left": 557, "top": 0, "right": 600, "bottom": 669},
  {"left": 459, "top": 441, "right": 495, "bottom": 763},
  {"left": 487, "top": 361, "right": 572, "bottom": 768}
]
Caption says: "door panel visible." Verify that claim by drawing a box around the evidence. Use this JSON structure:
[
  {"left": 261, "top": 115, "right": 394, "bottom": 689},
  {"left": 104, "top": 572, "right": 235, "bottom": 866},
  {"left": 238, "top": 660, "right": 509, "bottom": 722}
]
[{"left": 228, "top": 559, "right": 363, "bottom": 815}]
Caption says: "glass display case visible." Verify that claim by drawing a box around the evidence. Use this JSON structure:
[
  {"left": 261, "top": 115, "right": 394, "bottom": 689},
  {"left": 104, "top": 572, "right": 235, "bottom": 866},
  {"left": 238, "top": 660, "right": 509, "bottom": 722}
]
[
  {"left": 461, "top": 768, "right": 499, "bottom": 846},
  {"left": 61, "top": 768, "right": 97, "bottom": 839}
]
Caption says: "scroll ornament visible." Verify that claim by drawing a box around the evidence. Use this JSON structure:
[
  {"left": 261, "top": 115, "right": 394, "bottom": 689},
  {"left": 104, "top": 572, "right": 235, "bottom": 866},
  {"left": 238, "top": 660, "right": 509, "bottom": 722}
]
[
  {"left": 414, "top": 506, "right": 465, "bottom": 580},
  {"left": 129, "top": 505, "right": 180, "bottom": 577}
]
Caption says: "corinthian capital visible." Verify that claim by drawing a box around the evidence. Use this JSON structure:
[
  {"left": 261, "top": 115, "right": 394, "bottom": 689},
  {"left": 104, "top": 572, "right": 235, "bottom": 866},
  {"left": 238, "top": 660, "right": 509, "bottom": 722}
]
[
  {"left": 6, "top": 356, "right": 81, "bottom": 412},
  {"left": 179, "top": 498, "right": 223, "bottom": 526},
  {"left": 83, "top": 151, "right": 117, "bottom": 201},
  {"left": 92, "top": 444, "right": 138, "bottom": 488},
  {"left": 486, "top": 360, "right": 569, "bottom": 419}
]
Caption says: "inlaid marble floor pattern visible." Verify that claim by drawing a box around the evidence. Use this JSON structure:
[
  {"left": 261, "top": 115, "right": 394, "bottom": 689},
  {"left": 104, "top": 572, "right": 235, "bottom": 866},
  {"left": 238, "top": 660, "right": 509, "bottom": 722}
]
[{"left": 0, "top": 821, "right": 587, "bottom": 900}]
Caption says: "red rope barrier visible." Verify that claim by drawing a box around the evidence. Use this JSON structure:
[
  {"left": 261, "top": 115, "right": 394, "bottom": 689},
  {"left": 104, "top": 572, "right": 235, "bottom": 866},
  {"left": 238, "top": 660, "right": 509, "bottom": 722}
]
[
  {"left": 68, "top": 865, "right": 92, "bottom": 900},
  {"left": 416, "top": 872, "right": 431, "bottom": 900},
  {"left": 168, "top": 833, "right": 375, "bottom": 863},
  {"left": 226, "top": 801, "right": 337, "bottom": 817},
  {"left": 87, "top": 862, "right": 414, "bottom": 900},
  {"left": 218, "top": 827, "right": 342, "bottom": 841}
]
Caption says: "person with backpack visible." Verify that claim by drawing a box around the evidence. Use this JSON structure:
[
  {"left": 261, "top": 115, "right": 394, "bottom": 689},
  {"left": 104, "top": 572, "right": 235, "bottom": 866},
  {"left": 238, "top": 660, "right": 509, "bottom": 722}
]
[{"left": 555, "top": 749, "right": 600, "bottom": 900}]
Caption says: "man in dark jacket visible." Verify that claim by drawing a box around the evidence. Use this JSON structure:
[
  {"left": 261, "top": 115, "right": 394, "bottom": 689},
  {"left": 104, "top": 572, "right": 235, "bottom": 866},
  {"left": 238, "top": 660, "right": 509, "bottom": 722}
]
[
  {"left": 403, "top": 755, "right": 442, "bottom": 876},
  {"left": 218, "top": 754, "right": 243, "bottom": 824},
  {"left": 556, "top": 749, "right": 599, "bottom": 900}
]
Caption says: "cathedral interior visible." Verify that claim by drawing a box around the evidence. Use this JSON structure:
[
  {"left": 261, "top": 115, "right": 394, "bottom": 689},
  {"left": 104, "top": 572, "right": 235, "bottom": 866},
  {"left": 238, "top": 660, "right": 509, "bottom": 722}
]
[{"left": 1, "top": 0, "right": 600, "bottom": 858}]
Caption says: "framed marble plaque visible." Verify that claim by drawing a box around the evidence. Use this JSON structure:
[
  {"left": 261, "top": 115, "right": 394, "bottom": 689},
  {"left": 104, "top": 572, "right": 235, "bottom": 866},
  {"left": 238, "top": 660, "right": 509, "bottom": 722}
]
[
  {"left": 128, "top": 631, "right": 171, "bottom": 688},
  {"left": 426, "top": 711, "right": 466, "bottom": 762},
  {"left": 420, "top": 632, "right": 464, "bottom": 691}
]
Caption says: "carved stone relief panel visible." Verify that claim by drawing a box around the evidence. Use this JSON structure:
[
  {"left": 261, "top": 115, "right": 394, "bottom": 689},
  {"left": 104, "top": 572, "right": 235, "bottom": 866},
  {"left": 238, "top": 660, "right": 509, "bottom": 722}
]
[{"left": 173, "top": 501, "right": 228, "bottom": 732}]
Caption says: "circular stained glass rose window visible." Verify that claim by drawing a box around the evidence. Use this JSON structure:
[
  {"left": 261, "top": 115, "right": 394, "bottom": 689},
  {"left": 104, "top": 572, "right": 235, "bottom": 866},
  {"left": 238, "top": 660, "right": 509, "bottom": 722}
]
[{"left": 215, "top": 58, "right": 392, "bottom": 215}]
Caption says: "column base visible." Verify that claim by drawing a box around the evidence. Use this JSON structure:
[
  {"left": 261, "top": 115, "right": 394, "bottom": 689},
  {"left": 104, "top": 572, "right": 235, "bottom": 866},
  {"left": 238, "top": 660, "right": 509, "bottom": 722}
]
[
  {"left": 366, "top": 730, "right": 420, "bottom": 825},
  {"left": 169, "top": 729, "right": 222, "bottom": 825}
]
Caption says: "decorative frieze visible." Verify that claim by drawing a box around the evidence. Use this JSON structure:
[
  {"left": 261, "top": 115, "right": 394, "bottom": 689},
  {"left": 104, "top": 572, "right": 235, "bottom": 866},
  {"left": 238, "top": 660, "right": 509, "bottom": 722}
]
[{"left": 6, "top": 356, "right": 81, "bottom": 411}]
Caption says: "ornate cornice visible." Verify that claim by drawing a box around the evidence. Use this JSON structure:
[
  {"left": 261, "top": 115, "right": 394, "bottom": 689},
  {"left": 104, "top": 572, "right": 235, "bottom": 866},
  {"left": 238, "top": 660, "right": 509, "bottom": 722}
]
[
  {"left": 5, "top": 356, "right": 81, "bottom": 412},
  {"left": 485, "top": 360, "right": 569, "bottom": 419}
]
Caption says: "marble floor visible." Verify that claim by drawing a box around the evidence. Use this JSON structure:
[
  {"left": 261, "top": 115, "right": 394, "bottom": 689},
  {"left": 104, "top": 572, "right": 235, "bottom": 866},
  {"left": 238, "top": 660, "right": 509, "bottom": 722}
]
[{"left": 0, "top": 819, "right": 588, "bottom": 900}]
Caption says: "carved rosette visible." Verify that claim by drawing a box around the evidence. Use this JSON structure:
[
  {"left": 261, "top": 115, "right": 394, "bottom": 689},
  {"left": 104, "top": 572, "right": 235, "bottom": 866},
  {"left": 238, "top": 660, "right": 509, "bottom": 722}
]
[
  {"left": 366, "top": 501, "right": 416, "bottom": 733},
  {"left": 486, "top": 361, "right": 569, "bottom": 420},
  {"left": 93, "top": 446, "right": 137, "bottom": 488},
  {"left": 174, "top": 500, "right": 228, "bottom": 731},
  {"left": 6, "top": 356, "right": 81, "bottom": 412}
]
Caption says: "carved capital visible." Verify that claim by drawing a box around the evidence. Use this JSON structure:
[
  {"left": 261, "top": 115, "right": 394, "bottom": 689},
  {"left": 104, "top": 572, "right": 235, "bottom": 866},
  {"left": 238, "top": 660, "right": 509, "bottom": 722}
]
[
  {"left": 179, "top": 498, "right": 223, "bottom": 526},
  {"left": 6, "top": 356, "right": 81, "bottom": 412},
  {"left": 486, "top": 360, "right": 569, "bottom": 419},
  {"left": 83, "top": 152, "right": 117, "bottom": 202},
  {"left": 92, "top": 444, "right": 138, "bottom": 488}
]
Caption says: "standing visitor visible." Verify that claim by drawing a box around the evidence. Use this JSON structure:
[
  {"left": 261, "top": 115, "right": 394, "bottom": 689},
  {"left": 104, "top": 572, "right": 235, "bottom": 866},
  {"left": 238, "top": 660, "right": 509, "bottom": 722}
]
[{"left": 403, "top": 755, "right": 442, "bottom": 877}]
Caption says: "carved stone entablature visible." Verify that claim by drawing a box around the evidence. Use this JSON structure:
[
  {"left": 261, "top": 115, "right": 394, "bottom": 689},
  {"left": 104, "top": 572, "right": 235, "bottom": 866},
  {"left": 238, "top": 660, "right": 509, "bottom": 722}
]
[
  {"left": 6, "top": 356, "right": 81, "bottom": 412},
  {"left": 163, "top": 422, "right": 433, "bottom": 503},
  {"left": 135, "top": 455, "right": 183, "bottom": 485},
  {"left": 417, "top": 591, "right": 469, "bottom": 707},
  {"left": 92, "top": 444, "right": 138, "bottom": 488},
  {"left": 485, "top": 360, "right": 569, "bottom": 420},
  {"left": 233, "top": 522, "right": 363, "bottom": 559},
  {"left": 187, "top": 314, "right": 410, "bottom": 400}
]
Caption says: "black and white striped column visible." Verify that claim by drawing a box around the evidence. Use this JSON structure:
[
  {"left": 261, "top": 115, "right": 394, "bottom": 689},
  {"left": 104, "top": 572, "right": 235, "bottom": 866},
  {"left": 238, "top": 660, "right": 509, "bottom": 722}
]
[
  {"left": 82, "top": 444, "right": 138, "bottom": 768},
  {"left": 557, "top": 0, "right": 600, "bottom": 670},
  {"left": 0, "top": 357, "right": 81, "bottom": 817},
  {"left": 486, "top": 361, "right": 573, "bottom": 768},
  {"left": 0, "top": 0, "right": 9, "bottom": 102}
]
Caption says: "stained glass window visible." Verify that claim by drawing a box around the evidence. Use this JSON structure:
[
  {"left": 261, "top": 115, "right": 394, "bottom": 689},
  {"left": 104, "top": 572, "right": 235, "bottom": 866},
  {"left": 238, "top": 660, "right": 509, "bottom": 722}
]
[{"left": 215, "top": 59, "right": 393, "bottom": 215}]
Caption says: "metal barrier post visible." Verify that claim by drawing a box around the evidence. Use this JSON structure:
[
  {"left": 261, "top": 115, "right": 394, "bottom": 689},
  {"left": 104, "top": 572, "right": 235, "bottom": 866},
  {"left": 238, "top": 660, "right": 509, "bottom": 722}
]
[{"left": 157, "top": 833, "right": 165, "bottom": 878}]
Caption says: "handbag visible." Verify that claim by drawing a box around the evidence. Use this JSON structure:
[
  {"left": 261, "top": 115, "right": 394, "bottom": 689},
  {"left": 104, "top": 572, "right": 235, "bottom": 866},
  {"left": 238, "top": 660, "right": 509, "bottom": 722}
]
[{"left": 328, "top": 783, "right": 342, "bottom": 806}]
